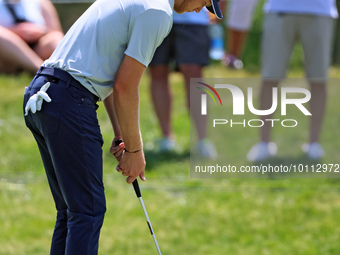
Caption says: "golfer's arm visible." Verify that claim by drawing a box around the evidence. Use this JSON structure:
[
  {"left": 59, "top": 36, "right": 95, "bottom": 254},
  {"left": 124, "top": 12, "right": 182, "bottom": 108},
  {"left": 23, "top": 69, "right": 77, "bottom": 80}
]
[
  {"left": 112, "top": 55, "right": 146, "bottom": 151},
  {"left": 103, "top": 93, "right": 122, "bottom": 138}
]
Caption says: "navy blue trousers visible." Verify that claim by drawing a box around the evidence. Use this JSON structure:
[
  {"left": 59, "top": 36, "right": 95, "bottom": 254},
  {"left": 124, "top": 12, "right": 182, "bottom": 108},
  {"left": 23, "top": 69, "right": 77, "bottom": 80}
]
[{"left": 24, "top": 67, "right": 106, "bottom": 255}]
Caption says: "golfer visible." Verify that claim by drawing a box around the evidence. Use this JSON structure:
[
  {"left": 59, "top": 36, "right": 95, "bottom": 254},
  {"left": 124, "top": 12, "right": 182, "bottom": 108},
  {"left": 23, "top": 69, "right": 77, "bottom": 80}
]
[{"left": 23, "top": 0, "right": 222, "bottom": 254}]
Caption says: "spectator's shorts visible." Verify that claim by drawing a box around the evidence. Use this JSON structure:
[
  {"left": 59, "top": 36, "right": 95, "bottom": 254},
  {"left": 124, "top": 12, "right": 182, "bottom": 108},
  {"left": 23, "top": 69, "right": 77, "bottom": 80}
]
[
  {"left": 150, "top": 24, "right": 210, "bottom": 67},
  {"left": 226, "top": 0, "right": 258, "bottom": 31},
  {"left": 262, "top": 13, "right": 336, "bottom": 80}
]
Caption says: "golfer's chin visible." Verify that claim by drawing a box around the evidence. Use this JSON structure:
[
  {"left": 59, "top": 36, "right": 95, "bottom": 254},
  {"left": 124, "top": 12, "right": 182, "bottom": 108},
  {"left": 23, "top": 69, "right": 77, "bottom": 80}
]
[
  {"left": 174, "top": 8, "right": 194, "bottom": 14},
  {"left": 174, "top": 9, "right": 184, "bottom": 14},
  {"left": 173, "top": 7, "right": 184, "bottom": 14}
]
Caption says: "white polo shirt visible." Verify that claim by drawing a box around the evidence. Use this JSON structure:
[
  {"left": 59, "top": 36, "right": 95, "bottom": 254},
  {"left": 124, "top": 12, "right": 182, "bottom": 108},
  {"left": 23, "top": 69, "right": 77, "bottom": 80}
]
[
  {"left": 264, "top": 0, "right": 338, "bottom": 18},
  {"left": 44, "top": 0, "right": 174, "bottom": 100}
]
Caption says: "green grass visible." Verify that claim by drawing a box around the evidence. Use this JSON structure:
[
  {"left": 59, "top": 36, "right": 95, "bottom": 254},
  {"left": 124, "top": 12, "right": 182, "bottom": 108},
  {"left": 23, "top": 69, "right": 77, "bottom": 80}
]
[{"left": 1, "top": 67, "right": 340, "bottom": 255}]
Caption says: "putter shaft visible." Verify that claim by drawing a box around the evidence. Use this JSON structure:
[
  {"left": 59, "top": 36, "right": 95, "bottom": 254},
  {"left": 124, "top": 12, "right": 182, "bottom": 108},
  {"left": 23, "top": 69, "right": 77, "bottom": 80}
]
[
  {"left": 137, "top": 195, "right": 162, "bottom": 255},
  {"left": 114, "top": 140, "right": 161, "bottom": 254}
]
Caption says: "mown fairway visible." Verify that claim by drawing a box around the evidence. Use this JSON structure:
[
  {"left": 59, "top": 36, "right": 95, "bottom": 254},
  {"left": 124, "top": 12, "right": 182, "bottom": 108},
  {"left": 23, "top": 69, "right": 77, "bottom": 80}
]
[{"left": 1, "top": 66, "right": 340, "bottom": 255}]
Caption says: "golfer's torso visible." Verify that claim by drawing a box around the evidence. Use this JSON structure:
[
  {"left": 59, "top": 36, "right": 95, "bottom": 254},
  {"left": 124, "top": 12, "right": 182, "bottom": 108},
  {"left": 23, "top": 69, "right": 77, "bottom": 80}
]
[{"left": 44, "top": 0, "right": 173, "bottom": 101}]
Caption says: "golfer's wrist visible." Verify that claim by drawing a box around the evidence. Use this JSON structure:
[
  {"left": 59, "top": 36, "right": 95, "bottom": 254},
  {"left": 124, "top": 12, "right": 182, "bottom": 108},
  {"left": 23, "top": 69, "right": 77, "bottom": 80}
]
[
  {"left": 124, "top": 136, "right": 143, "bottom": 152},
  {"left": 124, "top": 142, "right": 143, "bottom": 152},
  {"left": 124, "top": 147, "right": 143, "bottom": 153}
]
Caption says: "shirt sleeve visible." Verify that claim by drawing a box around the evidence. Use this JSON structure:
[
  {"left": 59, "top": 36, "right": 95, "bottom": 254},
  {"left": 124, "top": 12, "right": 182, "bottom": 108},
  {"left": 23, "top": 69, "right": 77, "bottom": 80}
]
[{"left": 125, "top": 9, "right": 173, "bottom": 67}]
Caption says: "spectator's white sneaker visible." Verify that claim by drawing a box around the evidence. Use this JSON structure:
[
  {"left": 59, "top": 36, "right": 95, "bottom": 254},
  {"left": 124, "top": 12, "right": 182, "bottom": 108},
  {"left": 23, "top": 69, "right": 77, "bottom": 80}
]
[
  {"left": 157, "top": 137, "right": 177, "bottom": 152},
  {"left": 222, "top": 54, "right": 243, "bottom": 69},
  {"left": 196, "top": 139, "right": 217, "bottom": 159},
  {"left": 247, "top": 142, "right": 277, "bottom": 162},
  {"left": 302, "top": 143, "right": 325, "bottom": 160}
]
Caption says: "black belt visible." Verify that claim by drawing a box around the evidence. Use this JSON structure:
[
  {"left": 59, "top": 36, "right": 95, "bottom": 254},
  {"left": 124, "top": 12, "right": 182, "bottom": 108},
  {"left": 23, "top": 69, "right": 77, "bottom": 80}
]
[{"left": 36, "top": 66, "right": 99, "bottom": 102}]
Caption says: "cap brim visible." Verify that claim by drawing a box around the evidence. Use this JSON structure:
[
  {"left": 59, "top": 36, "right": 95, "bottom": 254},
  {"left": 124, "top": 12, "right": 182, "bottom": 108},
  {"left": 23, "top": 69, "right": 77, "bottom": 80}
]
[{"left": 206, "top": 0, "right": 223, "bottom": 19}]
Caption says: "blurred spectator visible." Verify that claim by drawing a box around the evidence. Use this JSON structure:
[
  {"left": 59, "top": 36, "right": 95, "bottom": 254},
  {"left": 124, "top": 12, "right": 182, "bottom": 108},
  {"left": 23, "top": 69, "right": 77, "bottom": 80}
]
[
  {"left": 0, "top": 0, "right": 63, "bottom": 74},
  {"left": 247, "top": 0, "right": 338, "bottom": 162},
  {"left": 209, "top": 22, "right": 225, "bottom": 61},
  {"left": 222, "top": 0, "right": 258, "bottom": 69},
  {"left": 149, "top": 10, "right": 217, "bottom": 159}
]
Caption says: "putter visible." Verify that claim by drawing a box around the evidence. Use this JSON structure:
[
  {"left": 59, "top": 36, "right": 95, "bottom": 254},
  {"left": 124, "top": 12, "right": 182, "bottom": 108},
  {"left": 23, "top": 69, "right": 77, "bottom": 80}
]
[{"left": 115, "top": 139, "right": 162, "bottom": 255}]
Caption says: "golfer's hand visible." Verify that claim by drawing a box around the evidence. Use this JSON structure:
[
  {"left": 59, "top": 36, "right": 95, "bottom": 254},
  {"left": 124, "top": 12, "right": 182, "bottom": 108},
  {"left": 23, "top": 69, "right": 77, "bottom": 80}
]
[
  {"left": 24, "top": 82, "right": 51, "bottom": 116},
  {"left": 116, "top": 151, "right": 146, "bottom": 184},
  {"left": 110, "top": 137, "right": 125, "bottom": 161}
]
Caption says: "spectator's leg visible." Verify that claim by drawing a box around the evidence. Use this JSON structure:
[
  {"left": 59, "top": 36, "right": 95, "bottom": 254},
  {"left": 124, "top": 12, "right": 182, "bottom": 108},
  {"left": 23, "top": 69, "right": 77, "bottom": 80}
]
[
  {"left": 34, "top": 31, "right": 63, "bottom": 60},
  {"left": 300, "top": 15, "right": 335, "bottom": 144},
  {"left": 227, "top": 28, "right": 249, "bottom": 59},
  {"left": 150, "top": 65, "right": 172, "bottom": 138},
  {"left": 259, "top": 79, "right": 279, "bottom": 143},
  {"left": 179, "top": 64, "right": 207, "bottom": 140},
  {"left": 175, "top": 23, "right": 210, "bottom": 141},
  {"left": 225, "top": 0, "right": 258, "bottom": 59},
  {"left": 260, "top": 13, "right": 297, "bottom": 142},
  {"left": 308, "top": 81, "right": 326, "bottom": 143},
  {"left": 0, "top": 26, "right": 43, "bottom": 73}
]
